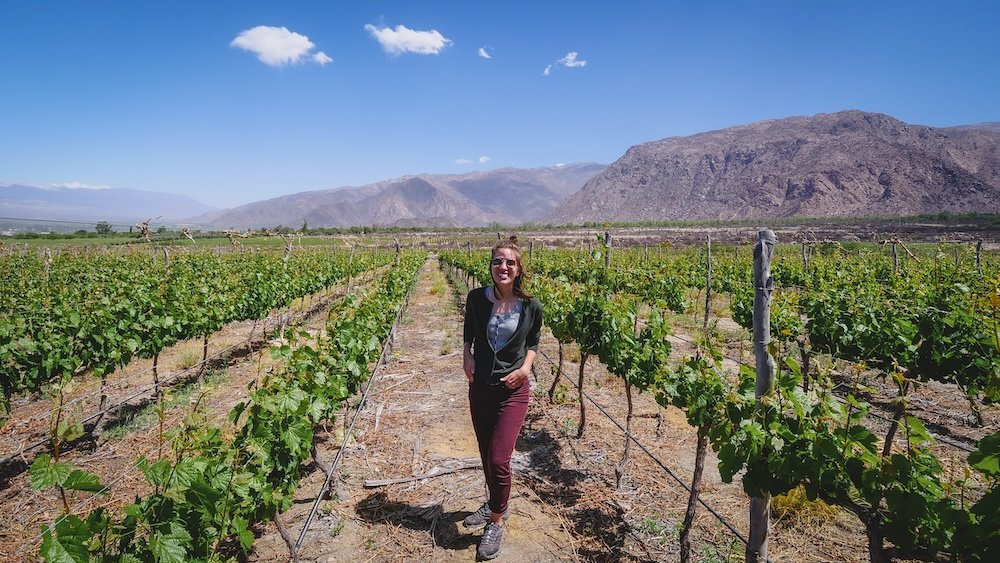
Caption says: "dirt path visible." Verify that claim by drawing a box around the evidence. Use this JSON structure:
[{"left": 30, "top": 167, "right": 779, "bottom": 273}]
[{"left": 252, "top": 257, "right": 575, "bottom": 562}]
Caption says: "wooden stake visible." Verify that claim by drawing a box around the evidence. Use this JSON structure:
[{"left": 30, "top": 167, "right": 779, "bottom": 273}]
[
  {"left": 604, "top": 232, "right": 612, "bottom": 268},
  {"left": 576, "top": 353, "right": 589, "bottom": 438},
  {"left": 748, "top": 229, "right": 776, "bottom": 563},
  {"left": 704, "top": 235, "right": 712, "bottom": 328}
]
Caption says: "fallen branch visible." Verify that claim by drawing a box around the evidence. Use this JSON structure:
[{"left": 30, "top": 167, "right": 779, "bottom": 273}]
[
  {"left": 273, "top": 512, "right": 299, "bottom": 563},
  {"left": 363, "top": 460, "right": 482, "bottom": 487}
]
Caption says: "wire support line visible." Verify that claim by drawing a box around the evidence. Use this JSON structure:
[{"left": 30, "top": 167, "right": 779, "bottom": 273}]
[
  {"left": 18, "top": 440, "right": 265, "bottom": 556},
  {"left": 536, "top": 347, "right": 750, "bottom": 547},
  {"left": 15, "top": 288, "right": 333, "bottom": 424},
  {"left": 0, "top": 288, "right": 352, "bottom": 466},
  {"left": 666, "top": 330, "right": 979, "bottom": 454},
  {"left": 14, "top": 274, "right": 393, "bottom": 557},
  {"left": 293, "top": 282, "right": 416, "bottom": 553},
  {"left": 4, "top": 327, "right": 260, "bottom": 433},
  {"left": 17, "top": 452, "right": 156, "bottom": 556}
]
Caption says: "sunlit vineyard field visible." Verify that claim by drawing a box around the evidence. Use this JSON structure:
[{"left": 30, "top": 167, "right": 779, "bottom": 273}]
[{"left": 1, "top": 229, "right": 997, "bottom": 562}]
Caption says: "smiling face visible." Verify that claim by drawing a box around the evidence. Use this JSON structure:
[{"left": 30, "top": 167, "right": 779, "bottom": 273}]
[{"left": 490, "top": 248, "right": 520, "bottom": 293}]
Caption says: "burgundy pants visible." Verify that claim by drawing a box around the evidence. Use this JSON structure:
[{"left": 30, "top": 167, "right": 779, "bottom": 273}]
[{"left": 468, "top": 380, "right": 530, "bottom": 514}]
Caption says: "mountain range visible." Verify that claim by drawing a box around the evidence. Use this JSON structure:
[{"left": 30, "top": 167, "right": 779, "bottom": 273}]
[
  {"left": 548, "top": 110, "right": 1000, "bottom": 223},
  {"left": 197, "top": 163, "right": 607, "bottom": 229},
  {"left": 0, "top": 184, "right": 217, "bottom": 228},
  {"left": 5, "top": 110, "right": 1000, "bottom": 231}
]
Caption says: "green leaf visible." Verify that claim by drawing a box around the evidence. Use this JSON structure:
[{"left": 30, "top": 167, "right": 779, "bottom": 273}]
[
  {"left": 904, "top": 416, "right": 934, "bottom": 446},
  {"left": 228, "top": 400, "right": 248, "bottom": 424},
  {"left": 62, "top": 469, "right": 105, "bottom": 493},
  {"left": 969, "top": 431, "right": 1000, "bottom": 476},
  {"left": 39, "top": 532, "right": 83, "bottom": 563},
  {"left": 39, "top": 516, "right": 93, "bottom": 563},
  {"left": 185, "top": 477, "right": 223, "bottom": 518},
  {"left": 56, "top": 420, "right": 85, "bottom": 444},
  {"left": 232, "top": 516, "right": 255, "bottom": 552},
  {"left": 308, "top": 397, "right": 330, "bottom": 421},
  {"left": 171, "top": 459, "right": 203, "bottom": 491},
  {"left": 283, "top": 419, "right": 313, "bottom": 455},
  {"left": 150, "top": 523, "right": 191, "bottom": 563},
  {"left": 277, "top": 387, "right": 309, "bottom": 412},
  {"left": 30, "top": 454, "right": 73, "bottom": 491},
  {"left": 141, "top": 459, "right": 172, "bottom": 486}
]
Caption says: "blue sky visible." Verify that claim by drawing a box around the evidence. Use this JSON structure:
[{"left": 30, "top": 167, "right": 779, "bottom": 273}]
[{"left": 2, "top": 1, "right": 998, "bottom": 208}]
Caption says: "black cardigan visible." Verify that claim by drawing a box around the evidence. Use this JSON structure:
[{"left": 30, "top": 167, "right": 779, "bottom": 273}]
[{"left": 463, "top": 287, "right": 543, "bottom": 386}]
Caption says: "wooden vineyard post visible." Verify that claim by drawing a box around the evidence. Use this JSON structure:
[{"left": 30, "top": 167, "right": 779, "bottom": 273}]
[
  {"left": 892, "top": 242, "right": 899, "bottom": 274},
  {"left": 576, "top": 353, "right": 589, "bottom": 438},
  {"left": 976, "top": 239, "right": 983, "bottom": 274},
  {"left": 467, "top": 241, "right": 472, "bottom": 259},
  {"left": 395, "top": 238, "right": 400, "bottom": 265},
  {"left": 347, "top": 244, "right": 356, "bottom": 294},
  {"left": 529, "top": 239, "right": 534, "bottom": 260},
  {"left": 704, "top": 235, "right": 712, "bottom": 328},
  {"left": 604, "top": 231, "right": 612, "bottom": 268},
  {"left": 748, "top": 229, "right": 776, "bottom": 563}
]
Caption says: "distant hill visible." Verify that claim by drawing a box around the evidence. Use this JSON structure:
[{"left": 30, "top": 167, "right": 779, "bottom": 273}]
[
  {"left": 0, "top": 184, "right": 217, "bottom": 227},
  {"left": 948, "top": 122, "right": 1000, "bottom": 133},
  {"left": 199, "top": 163, "right": 606, "bottom": 229},
  {"left": 545, "top": 111, "right": 1000, "bottom": 224}
]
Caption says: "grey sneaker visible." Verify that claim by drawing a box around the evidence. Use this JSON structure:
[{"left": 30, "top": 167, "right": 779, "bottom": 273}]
[
  {"left": 477, "top": 521, "right": 504, "bottom": 560},
  {"left": 462, "top": 502, "right": 509, "bottom": 528}
]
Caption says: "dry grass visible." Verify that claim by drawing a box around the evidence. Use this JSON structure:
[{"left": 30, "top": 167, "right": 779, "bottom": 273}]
[
  {"left": 173, "top": 348, "right": 201, "bottom": 371},
  {"left": 771, "top": 486, "right": 840, "bottom": 528}
]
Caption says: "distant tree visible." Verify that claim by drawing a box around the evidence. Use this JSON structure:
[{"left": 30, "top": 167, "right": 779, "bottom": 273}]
[
  {"left": 301, "top": 219, "right": 308, "bottom": 232},
  {"left": 95, "top": 221, "right": 113, "bottom": 235}
]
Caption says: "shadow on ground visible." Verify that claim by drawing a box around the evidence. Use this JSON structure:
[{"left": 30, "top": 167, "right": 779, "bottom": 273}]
[{"left": 355, "top": 490, "right": 480, "bottom": 552}]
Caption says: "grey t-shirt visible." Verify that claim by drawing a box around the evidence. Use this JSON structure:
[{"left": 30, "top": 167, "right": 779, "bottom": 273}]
[{"left": 486, "top": 286, "right": 523, "bottom": 351}]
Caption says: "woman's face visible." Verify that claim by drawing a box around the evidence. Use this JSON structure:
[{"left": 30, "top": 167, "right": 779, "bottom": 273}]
[{"left": 491, "top": 248, "right": 519, "bottom": 290}]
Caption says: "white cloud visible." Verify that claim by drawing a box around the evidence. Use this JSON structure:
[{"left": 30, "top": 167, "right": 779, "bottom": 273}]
[
  {"left": 231, "top": 26, "right": 330, "bottom": 67},
  {"left": 364, "top": 23, "right": 452, "bottom": 55},
  {"left": 49, "top": 182, "right": 111, "bottom": 190},
  {"left": 543, "top": 51, "right": 588, "bottom": 76},
  {"left": 455, "top": 158, "right": 473, "bottom": 165},
  {"left": 478, "top": 47, "right": 492, "bottom": 59},
  {"left": 478, "top": 156, "right": 491, "bottom": 163},
  {"left": 560, "top": 52, "right": 587, "bottom": 68}
]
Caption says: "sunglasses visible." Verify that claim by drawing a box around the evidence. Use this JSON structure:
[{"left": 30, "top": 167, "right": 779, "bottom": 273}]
[{"left": 491, "top": 258, "right": 517, "bottom": 267}]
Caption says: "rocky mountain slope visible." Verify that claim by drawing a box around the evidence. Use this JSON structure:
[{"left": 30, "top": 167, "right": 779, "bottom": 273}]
[
  {"left": 546, "top": 111, "right": 1000, "bottom": 224},
  {"left": 200, "top": 163, "right": 606, "bottom": 229}
]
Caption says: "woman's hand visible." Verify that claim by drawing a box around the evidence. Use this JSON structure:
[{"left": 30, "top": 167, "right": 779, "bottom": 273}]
[
  {"left": 501, "top": 350, "right": 535, "bottom": 389},
  {"left": 500, "top": 366, "right": 529, "bottom": 389},
  {"left": 463, "top": 345, "right": 475, "bottom": 384}
]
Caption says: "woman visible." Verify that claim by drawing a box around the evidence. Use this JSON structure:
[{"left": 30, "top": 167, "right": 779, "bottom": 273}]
[{"left": 462, "top": 237, "right": 542, "bottom": 560}]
